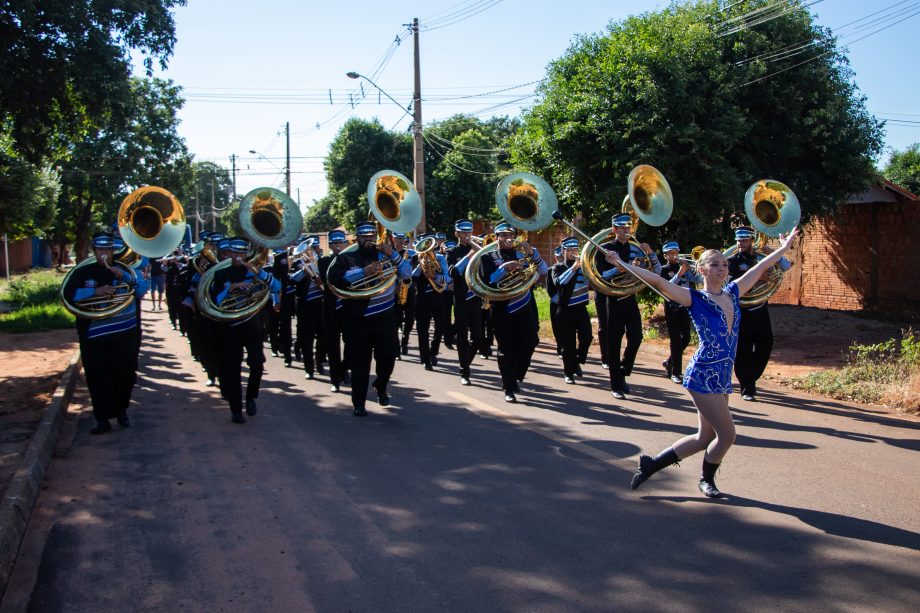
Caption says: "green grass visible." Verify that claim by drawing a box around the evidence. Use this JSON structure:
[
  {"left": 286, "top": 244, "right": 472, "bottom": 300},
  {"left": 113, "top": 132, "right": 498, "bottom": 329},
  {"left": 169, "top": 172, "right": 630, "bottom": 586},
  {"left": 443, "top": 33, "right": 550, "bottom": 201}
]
[
  {"left": 790, "top": 332, "right": 920, "bottom": 406},
  {"left": 0, "top": 269, "right": 75, "bottom": 333}
]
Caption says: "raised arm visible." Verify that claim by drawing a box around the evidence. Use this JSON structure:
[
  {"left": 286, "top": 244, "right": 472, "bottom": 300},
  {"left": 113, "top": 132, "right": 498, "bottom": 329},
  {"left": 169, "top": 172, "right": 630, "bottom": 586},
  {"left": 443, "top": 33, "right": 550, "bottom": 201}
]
[
  {"left": 603, "top": 251, "right": 691, "bottom": 307},
  {"left": 734, "top": 227, "right": 799, "bottom": 297}
]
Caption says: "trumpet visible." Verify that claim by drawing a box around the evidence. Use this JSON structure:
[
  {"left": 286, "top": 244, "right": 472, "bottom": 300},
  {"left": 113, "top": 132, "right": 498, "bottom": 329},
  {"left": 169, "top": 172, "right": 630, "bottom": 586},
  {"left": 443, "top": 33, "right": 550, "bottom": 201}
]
[
  {"left": 677, "top": 245, "right": 707, "bottom": 264},
  {"left": 291, "top": 238, "right": 320, "bottom": 279}
]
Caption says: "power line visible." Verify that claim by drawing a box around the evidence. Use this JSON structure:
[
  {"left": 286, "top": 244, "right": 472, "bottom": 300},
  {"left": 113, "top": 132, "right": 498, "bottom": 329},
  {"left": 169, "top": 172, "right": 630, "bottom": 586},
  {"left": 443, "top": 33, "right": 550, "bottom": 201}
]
[{"left": 421, "top": 131, "right": 501, "bottom": 176}]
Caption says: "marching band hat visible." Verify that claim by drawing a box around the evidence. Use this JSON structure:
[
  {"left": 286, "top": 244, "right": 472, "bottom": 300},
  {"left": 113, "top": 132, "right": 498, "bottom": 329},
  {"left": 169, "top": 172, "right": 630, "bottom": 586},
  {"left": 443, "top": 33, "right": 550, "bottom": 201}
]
[
  {"left": 454, "top": 219, "right": 474, "bottom": 232},
  {"left": 435, "top": 232, "right": 447, "bottom": 240},
  {"left": 445, "top": 240, "right": 457, "bottom": 249},
  {"left": 662, "top": 241, "right": 679, "bottom": 253},
  {"left": 207, "top": 232, "right": 224, "bottom": 243},
  {"left": 91, "top": 232, "right": 115, "bottom": 248},
  {"left": 228, "top": 237, "right": 250, "bottom": 253},
  {"left": 392, "top": 232, "right": 407, "bottom": 239},
  {"left": 112, "top": 237, "right": 125, "bottom": 251},
  {"left": 494, "top": 221, "right": 515, "bottom": 234},
  {"left": 328, "top": 230, "right": 347, "bottom": 242},
  {"left": 198, "top": 230, "right": 212, "bottom": 241},
  {"left": 612, "top": 213, "right": 632, "bottom": 228},
  {"left": 553, "top": 246, "right": 563, "bottom": 257},
  {"left": 561, "top": 236, "right": 579, "bottom": 250},
  {"left": 273, "top": 248, "right": 286, "bottom": 255},
  {"left": 734, "top": 226, "right": 755, "bottom": 240},
  {"left": 217, "top": 239, "right": 231, "bottom": 251},
  {"left": 308, "top": 234, "right": 320, "bottom": 242},
  {"left": 356, "top": 221, "right": 377, "bottom": 236}
]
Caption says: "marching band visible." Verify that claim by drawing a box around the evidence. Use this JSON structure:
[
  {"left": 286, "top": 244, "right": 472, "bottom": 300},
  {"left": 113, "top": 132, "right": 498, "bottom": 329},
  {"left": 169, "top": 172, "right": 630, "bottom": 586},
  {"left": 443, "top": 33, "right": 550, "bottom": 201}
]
[{"left": 61, "top": 168, "right": 801, "bottom": 498}]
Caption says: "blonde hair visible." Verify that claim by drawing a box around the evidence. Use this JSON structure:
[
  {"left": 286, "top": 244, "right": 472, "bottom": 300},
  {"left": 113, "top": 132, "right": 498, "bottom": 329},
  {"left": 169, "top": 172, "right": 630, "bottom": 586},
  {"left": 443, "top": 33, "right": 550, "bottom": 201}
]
[{"left": 695, "top": 249, "right": 726, "bottom": 275}]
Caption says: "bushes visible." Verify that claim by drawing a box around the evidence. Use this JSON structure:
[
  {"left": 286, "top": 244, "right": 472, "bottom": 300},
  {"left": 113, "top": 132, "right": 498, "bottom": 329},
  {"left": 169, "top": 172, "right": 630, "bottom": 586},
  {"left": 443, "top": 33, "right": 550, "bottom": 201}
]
[
  {"left": 0, "top": 270, "right": 74, "bottom": 332},
  {"left": 791, "top": 330, "right": 920, "bottom": 414}
]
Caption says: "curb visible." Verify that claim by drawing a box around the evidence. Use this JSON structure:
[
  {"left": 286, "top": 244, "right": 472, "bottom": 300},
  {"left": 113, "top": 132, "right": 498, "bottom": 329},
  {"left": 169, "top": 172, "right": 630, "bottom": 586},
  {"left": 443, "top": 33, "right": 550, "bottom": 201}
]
[{"left": 0, "top": 348, "right": 82, "bottom": 599}]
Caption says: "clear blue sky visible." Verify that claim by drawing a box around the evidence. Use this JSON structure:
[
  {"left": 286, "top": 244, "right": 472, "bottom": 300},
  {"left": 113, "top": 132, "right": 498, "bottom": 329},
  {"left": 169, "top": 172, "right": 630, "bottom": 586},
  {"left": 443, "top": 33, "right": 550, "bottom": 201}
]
[{"left": 138, "top": 0, "right": 920, "bottom": 209}]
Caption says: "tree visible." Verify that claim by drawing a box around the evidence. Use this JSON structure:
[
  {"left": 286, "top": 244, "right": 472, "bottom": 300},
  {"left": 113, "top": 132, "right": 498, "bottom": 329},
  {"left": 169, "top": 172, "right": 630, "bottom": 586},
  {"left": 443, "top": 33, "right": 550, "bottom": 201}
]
[
  {"left": 56, "top": 77, "right": 189, "bottom": 260},
  {"left": 0, "top": 136, "right": 60, "bottom": 239},
  {"left": 303, "top": 196, "right": 339, "bottom": 233},
  {"left": 0, "top": 0, "right": 185, "bottom": 162},
  {"left": 324, "top": 118, "right": 412, "bottom": 231},
  {"left": 511, "top": 0, "right": 884, "bottom": 249},
  {"left": 884, "top": 144, "right": 920, "bottom": 196}
]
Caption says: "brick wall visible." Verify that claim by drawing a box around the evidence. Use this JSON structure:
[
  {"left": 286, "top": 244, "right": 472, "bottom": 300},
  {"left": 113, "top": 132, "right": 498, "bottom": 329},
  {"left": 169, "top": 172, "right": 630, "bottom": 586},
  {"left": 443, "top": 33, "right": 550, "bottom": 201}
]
[{"left": 772, "top": 199, "right": 920, "bottom": 314}]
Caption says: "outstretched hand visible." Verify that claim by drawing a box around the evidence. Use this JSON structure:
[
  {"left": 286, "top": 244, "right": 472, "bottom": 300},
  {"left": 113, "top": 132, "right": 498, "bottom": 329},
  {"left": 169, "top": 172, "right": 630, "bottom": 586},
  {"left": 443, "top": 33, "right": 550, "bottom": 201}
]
[{"left": 778, "top": 226, "right": 799, "bottom": 251}]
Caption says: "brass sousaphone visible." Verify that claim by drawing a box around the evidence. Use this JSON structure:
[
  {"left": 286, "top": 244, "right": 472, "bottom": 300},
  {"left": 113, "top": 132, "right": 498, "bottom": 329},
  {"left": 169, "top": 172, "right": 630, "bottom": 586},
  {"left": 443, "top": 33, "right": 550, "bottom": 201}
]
[
  {"left": 465, "top": 172, "right": 556, "bottom": 302},
  {"left": 726, "top": 179, "right": 801, "bottom": 307},
  {"left": 60, "top": 186, "right": 186, "bottom": 319},
  {"left": 196, "top": 187, "right": 303, "bottom": 322},
  {"left": 328, "top": 170, "right": 422, "bottom": 300}
]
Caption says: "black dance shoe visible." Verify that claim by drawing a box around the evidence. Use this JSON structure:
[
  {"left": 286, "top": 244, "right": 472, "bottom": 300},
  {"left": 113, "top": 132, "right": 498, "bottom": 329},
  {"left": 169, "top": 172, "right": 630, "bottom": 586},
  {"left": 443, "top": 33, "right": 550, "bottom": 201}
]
[{"left": 698, "top": 479, "right": 722, "bottom": 498}]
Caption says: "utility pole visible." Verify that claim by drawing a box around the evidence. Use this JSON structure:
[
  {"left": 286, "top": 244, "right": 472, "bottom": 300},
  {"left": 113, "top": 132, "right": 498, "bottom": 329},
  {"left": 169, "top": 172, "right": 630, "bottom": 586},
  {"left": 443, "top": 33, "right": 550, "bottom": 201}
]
[
  {"left": 230, "top": 153, "right": 238, "bottom": 198},
  {"left": 210, "top": 178, "right": 216, "bottom": 231},
  {"left": 285, "top": 121, "right": 291, "bottom": 196},
  {"left": 412, "top": 17, "right": 426, "bottom": 232}
]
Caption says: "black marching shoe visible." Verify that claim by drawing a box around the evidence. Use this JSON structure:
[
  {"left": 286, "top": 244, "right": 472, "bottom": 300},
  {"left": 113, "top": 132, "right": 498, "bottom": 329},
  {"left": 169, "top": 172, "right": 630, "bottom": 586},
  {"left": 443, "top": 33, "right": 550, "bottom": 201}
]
[
  {"left": 376, "top": 388, "right": 390, "bottom": 407},
  {"left": 431, "top": 355, "right": 439, "bottom": 367},
  {"left": 245, "top": 399, "right": 258, "bottom": 416},
  {"left": 330, "top": 383, "right": 340, "bottom": 393},
  {"left": 316, "top": 361, "right": 325, "bottom": 375},
  {"left": 574, "top": 364, "right": 584, "bottom": 377},
  {"left": 564, "top": 375, "right": 575, "bottom": 384},
  {"left": 304, "top": 371, "right": 314, "bottom": 380},
  {"left": 424, "top": 363, "right": 434, "bottom": 371},
  {"left": 622, "top": 382, "right": 631, "bottom": 394},
  {"left": 231, "top": 412, "right": 246, "bottom": 424},
  {"left": 116, "top": 412, "right": 130, "bottom": 427},
  {"left": 611, "top": 389, "right": 626, "bottom": 400},
  {"left": 460, "top": 376, "right": 471, "bottom": 386},
  {"left": 504, "top": 390, "right": 517, "bottom": 403},
  {"left": 630, "top": 449, "right": 680, "bottom": 490},
  {"left": 698, "top": 459, "right": 722, "bottom": 498},
  {"left": 91, "top": 420, "right": 112, "bottom": 435},
  {"left": 353, "top": 406, "right": 368, "bottom": 417},
  {"left": 284, "top": 359, "right": 292, "bottom": 367},
  {"left": 661, "top": 359, "right": 672, "bottom": 377},
  {"left": 670, "top": 374, "right": 683, "bottom": 384}
]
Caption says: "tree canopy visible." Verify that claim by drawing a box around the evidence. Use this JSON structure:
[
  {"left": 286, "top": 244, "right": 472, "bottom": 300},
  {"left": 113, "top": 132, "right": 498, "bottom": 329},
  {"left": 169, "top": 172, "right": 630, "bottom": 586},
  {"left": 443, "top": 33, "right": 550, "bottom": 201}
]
[
  {"left": 511, "top": 0, "right": 884, "bottom": 249},
  {"left": 0, "top": 0, "right": 185, "bottom": 162},
  {"left": 884, "top": 143, "right": 920, "bottom": 196}
]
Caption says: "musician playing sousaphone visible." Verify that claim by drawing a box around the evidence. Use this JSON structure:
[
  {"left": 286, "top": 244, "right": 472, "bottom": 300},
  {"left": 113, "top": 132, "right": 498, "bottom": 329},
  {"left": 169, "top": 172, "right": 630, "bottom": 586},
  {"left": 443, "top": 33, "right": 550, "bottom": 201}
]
[
  {"left": 61, "top": 232, "right": 141, "bottom": 434},
  {"left": 327, "top": 220, "right": 413, "bottom": 416}
]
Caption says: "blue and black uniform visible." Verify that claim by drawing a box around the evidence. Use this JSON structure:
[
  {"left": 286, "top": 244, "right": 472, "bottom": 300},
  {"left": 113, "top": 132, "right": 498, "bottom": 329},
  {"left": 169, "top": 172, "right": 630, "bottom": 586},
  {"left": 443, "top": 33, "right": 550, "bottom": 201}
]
[
  {"left": 550, "top": 257, "right": 593, "bottom": 379},
  {"left": 328, "top": 240, "right": 412, "bottom": 414},
  {"left": 292, "top": 255, "right": 325, "bottom": 376},
  {"left": 412, "top": 247, "right": 449, "bottom": 369},
  {"left": 477, "top": 243, "right": 548, "bottom": 395},
  {"left": 269, "top": 250, "right": 294, "bottom": 363},
  {"left": 447, "top": 241, "right": 483, "bottom": 381}
]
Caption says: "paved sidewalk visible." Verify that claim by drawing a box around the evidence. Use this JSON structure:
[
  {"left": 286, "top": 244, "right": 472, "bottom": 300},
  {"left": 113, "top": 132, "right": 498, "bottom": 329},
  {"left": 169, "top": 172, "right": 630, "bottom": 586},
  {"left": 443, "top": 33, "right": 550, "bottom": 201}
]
[{"left": 4, "top": 308, "right": 920, "bottom": 612}]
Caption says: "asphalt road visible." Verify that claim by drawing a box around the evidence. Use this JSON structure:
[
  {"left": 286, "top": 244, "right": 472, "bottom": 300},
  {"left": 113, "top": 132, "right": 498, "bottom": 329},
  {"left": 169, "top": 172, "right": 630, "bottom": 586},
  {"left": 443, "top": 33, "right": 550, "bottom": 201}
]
[{"left": 4, "top": 308, "right": 920, "bottom": 612}]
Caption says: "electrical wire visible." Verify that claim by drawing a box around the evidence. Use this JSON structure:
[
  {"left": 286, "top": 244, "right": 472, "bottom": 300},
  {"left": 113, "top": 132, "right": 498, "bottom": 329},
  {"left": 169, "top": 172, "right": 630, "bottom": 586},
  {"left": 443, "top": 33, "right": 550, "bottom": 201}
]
[
  {"left": 421, "top": 131, "right": 502, "bottom": 175},
  {"left": 421, "top": 0, "right": 503, "bottom": 32}
]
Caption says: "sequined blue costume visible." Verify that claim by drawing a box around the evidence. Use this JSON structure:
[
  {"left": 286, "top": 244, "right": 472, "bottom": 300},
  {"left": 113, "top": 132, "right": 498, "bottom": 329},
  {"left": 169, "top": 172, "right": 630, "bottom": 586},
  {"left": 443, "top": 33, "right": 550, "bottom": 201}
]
[{"left": 683, "top": 282, "right": 741, "bottom": 394}]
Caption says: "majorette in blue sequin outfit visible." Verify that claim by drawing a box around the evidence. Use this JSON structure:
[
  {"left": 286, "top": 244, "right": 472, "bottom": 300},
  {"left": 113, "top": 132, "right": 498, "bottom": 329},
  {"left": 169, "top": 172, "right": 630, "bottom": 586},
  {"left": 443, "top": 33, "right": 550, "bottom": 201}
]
[{"left": 682, "top": 281, "right": 741, "bottom": 394}]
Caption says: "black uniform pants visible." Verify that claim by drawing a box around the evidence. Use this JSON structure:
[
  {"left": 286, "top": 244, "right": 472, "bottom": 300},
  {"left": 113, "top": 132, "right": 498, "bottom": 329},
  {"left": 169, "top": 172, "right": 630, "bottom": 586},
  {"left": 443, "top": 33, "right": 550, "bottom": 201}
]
[
  {"left": 480, "top": 305, "right": 494, "bottom": 357},
  {"left": 399, "top": 288, "right": 416, "bottom": 348},
  {"left": 606, "top": 295, "right": 642, "bottom": 390},
  {"left": 557, "top": 304, "right": 592, "bottom": 377},
  {"left": 595, "top": 292, "right": 609, "bottom": 364},
  {"left": 218, "top": 318, "right": 265, "bottom": 412},
  {"left": 197, "top": 315, "right": 219, "bottom": 381},
  {"left": 664, "top": 304, "right": 692, "bottom": 376},
  {"left": 81, "top": 330, "right": 138, "bottom": 423},
  {"left": 296, "top": 298, "right": 324, "bottom": 374},
  {"left": 415, "top": 291, "right": 445, "bottom": 366},
  {"left": 165, "top": 285, "right": 181, "bottom": 328},
  {"left": 269, "top": 302, "right": 293, "bottom": 359},
  {"left": 342, "top": 311, "right": 398, "bottom": 410},
  {"left": 549, "top": 302, "right": 562, "bottom": 354},
  {"left": 323, "top": 303, "right": 347, "bottom": 386},
  {"left": 454, "top": 295, "right": 483, "bottom": 378},
  {"left": 492, "top": 304, "right": 539, "bottom": 392},
  {"left": 442, "top": 290, "right": 455, "bottom": 346},
  {"left": 734, "top": 306, "right": 773, "bottom": 395}
]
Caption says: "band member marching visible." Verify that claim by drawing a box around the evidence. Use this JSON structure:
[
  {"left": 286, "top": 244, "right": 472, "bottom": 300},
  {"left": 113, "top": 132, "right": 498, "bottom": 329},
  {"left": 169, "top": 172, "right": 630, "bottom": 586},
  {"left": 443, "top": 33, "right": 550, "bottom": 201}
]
[
  {"left": 550, "top": 237, "right": 593, "bottom": 384},
  {"left": 728, "top": 226, "right": 791, "bottom": 401},
  {"left": 62, "top": 232, "right": 140, "bottom": 434},
  {"left": 291, "top": 241, "right": 324, "bottom": 379},
  {"left": 269, "top": 247, "right": 295, "bottom": 365},
  {"left": 210, "top": 237, "right": 282, "bottom": 423},
  {"left": 447, "top": 220, "right": 484, "bottom": 386},
  {"left": 328, "top": 221, "right": 412, "bottom": 416},
  {"left": 594, "top": 213, "right": 661, "bottom": 400},
  {"left": 318, "top": 230, "right": 350, "bottom": 392},
  {"left": 660, "top": 241, "right": 701, "bottom": 384},
  {"left": 477, "top": 222, "right": 548, "bottom": 403},
  {"left": 390, "top": 232, "right": 411, "bottom": 360},
  {"left": 411, "top": 233, "right": 449, "bottom": 371},
  {"left": 547, "top": 246, "right": 564, "bottom": 358}
]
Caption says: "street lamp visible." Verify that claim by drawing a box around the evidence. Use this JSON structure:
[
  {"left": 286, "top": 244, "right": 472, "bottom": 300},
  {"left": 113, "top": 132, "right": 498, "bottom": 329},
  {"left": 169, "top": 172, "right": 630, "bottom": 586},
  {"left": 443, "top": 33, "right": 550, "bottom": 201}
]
[
  {"left": 347, "top": 71, "right": 426, "bottom": 232},
  {"left": 248, "top": 149, "right": 289, "bottom": 195}
]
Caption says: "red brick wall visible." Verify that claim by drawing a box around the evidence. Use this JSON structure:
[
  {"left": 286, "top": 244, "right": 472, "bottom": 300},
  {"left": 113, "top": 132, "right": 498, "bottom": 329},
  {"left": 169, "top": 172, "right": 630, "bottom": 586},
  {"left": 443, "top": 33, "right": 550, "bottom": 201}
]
[{"left": 772, "top": 200, "right": 920, "bottom": 314}]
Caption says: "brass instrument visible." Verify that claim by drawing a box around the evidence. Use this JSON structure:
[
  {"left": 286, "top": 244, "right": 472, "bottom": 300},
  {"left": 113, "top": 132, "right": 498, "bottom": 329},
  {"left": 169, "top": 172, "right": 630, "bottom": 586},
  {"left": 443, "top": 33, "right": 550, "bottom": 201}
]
[
  {"left": 196, "top": 187, "right": 303, "bottom": 322},
  {"left": 415, "top": 235, "right": 447, "bottom": 293},
  {"left": 328, "top": 170, "right": 422, "bottom": 300},
  {"left": 292, "top": 238, "right": 320, "bottom": 279},
  {"left": 725, "top": 179, "right": 801, "bottom": 307},
  {"left": 465, "top": 172, "right": 556, "bottom": 302},
  {"left": 118, "top": 186, "right": 187, "bottom": 258},
  {"left": 577, "top": 165, "right": 673, "bottom": 297},
  {"left": 678, "top": 245, "right": 707, "bottom": 264},
  {"left": 190, "top": 240, "right": 218, "bottom": 274},
  {"left": 59, "top": 254, "right": 138, "bottom": 319}
]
